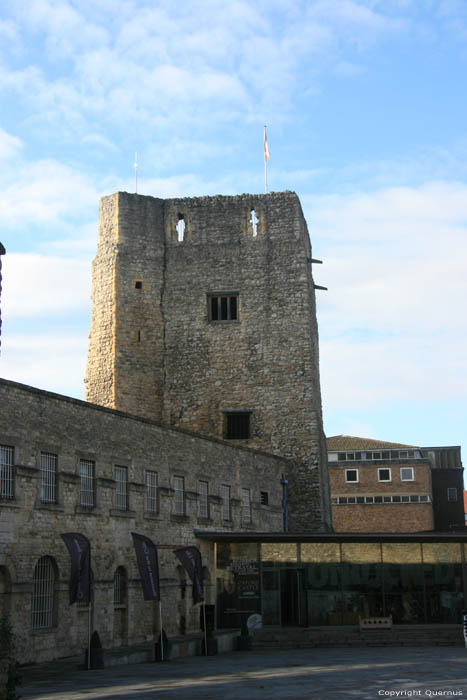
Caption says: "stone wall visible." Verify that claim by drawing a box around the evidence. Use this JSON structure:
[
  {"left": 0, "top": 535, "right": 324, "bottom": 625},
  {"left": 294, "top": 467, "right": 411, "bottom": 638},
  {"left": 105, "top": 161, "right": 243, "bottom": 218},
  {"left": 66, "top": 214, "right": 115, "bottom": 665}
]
[
  {"left": 0, "top": 378, "right": 284, "bottom": 663},
  {"left": 85, "top": 191, "right": 331, "bottom": 532}
]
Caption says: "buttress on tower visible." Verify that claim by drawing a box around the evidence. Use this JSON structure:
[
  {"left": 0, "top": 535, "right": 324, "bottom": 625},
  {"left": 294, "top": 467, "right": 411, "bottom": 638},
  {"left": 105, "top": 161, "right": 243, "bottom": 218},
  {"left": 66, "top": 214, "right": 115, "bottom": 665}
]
[{"left": 85, "top": 191, "right": 331, "bottom": 531}]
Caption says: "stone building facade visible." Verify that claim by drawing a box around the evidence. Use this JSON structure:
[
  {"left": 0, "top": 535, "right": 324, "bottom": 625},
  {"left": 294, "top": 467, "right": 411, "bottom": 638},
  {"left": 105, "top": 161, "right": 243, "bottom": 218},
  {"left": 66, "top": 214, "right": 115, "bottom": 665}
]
[
  {"left": 0, "top": 378, "right": 285, "bottom": 663},
  {"left": 328, "top": 436, "right": 463, "bottom": 533},
  {"left": 85, "top": 191, "right": 331, "bottom": 532}
]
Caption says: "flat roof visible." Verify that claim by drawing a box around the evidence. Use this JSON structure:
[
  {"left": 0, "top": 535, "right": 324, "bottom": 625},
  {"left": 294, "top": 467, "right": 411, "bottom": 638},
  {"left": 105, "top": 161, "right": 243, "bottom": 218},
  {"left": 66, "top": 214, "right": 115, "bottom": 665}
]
[{"left": 194, "top": 530, "right": 467, "bottom": 543}]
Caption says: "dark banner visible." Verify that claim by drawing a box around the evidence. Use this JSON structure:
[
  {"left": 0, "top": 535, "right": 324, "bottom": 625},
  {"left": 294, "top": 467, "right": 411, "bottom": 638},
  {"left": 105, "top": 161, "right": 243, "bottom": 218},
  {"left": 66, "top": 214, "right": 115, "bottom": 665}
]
[
  {"left": 131, "top": 533, "right": 160, "bottom": 601},
  {"left": 174, "top": 546, "right": 204, "bottom": 604},
  {"left": 60, "top": 532, "right": 91, "bottom": 605}
]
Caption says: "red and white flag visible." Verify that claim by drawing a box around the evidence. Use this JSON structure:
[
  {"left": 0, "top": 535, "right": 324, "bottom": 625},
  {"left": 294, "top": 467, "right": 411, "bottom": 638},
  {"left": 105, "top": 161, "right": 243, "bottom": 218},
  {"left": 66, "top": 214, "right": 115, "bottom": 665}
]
[{"left": 264, "top": 125, "right": 270, "bottom": 161}]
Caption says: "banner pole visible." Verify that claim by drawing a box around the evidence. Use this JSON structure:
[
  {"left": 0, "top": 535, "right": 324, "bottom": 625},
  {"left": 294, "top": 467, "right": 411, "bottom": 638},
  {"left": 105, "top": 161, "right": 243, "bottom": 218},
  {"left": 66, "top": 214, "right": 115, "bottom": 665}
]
[
  {"left": 203, "top": 603, "right": 207, "bottom": 656},
  {"left": 87, "top": 600, "right": 92, "bottom": 670},
  {"left": 159, "top": 601, "right": 164, "bottom": 661}
]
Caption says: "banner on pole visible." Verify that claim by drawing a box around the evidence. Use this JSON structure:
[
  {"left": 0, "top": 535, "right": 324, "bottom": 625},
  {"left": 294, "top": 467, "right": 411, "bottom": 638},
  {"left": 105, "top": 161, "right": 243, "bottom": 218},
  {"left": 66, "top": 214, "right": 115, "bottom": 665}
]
[
  {"left": 61, "top": 532, "right": 91, "bottom": 605},
  {"left": 173, "top": 546, "right": 204, "bottom": 604},
  {"left": 132, "top": 533, "right": 161, "bottom": 601}
]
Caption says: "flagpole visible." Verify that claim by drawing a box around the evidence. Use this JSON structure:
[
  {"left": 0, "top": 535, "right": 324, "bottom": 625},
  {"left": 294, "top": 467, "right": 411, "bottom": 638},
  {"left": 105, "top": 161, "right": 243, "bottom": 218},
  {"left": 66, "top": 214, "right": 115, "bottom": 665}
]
[
  {"left": 87, "top": 601, "right": 92, "bottom": 670},
  {"left": 203, "top": 604, "right": 208, "bottom": 656},
  {"left": 159, "top": 601, "right": 164, "bottom": 661},
  {"left": 264, "top": 125, "right": 268, "bottom": 194},
  {"left": 134, "top": 152, "right": 138, "bottom": 194}
]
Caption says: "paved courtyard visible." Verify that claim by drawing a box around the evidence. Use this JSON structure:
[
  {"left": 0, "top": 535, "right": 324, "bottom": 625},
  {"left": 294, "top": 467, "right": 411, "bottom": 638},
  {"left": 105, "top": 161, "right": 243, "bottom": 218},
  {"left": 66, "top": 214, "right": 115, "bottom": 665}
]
[{"left": 21, "top": 647, "right": 467, "bottom": 700}]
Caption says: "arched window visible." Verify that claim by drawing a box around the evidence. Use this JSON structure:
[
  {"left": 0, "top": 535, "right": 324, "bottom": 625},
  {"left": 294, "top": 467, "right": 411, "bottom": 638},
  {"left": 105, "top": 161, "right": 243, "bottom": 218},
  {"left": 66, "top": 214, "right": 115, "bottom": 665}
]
[
  {"left": 31, "top": 556, "right": 57, "bottom": 629},
  {"left": 113, "top": 567, "right": 127, "bottom": 607}
]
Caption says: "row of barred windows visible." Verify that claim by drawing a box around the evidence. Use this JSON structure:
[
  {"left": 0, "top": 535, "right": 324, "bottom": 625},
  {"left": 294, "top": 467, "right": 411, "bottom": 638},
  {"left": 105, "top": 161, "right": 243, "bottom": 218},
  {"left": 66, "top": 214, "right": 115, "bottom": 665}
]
[
  {"left": 0, "top": 558, "right": 127, "bottom": 630},
  {"left": 0, "top": 446, "right": 264, "bottom": 524}
]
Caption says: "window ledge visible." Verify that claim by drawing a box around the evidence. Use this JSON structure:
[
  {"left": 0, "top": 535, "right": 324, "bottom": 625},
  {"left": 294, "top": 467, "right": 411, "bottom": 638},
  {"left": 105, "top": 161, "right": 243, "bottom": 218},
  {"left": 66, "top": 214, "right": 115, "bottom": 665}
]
[
  {"left": 35, "top": 502, "right": 64, "bottom": 512},
  {"left": 143, "top": 512, "right": 164, "bottom": 521},
  {"left": 208, "top": 320, "right": 241, "bottom": 326},
  {"left": 74, "top": 505, "right": 98, "bottom": 516},
  {"left": 170, "top": 514, "right": 189, "bottom": 523},
  {"left": 109, "top": 509, "right": 136, "bottom": 518},
  {"left": 0, "top": 499, "right": 20, "bottom": 508}
]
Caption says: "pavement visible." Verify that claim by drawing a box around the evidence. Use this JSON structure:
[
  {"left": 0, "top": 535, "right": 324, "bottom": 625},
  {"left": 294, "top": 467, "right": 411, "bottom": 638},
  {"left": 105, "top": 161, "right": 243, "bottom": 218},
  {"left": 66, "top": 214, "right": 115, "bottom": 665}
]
[{"left": 20, "top": 646, "right": 467, "bottom": 700}]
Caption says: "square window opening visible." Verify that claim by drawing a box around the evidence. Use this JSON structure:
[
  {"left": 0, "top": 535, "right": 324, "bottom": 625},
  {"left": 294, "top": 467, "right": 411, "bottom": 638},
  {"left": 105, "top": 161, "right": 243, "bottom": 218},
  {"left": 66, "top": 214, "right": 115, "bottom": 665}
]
[{"left": 225, "top": 412, "right": 251, "bottom": 440}]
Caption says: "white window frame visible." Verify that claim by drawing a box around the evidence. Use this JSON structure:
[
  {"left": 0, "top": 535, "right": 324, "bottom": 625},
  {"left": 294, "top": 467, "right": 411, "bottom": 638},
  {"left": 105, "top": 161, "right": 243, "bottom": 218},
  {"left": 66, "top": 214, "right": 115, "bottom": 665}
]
[
  {"left": 345, "top": 468, "right": 359, "bottom": 483},
  {"left": 79, "top": 459, "right": 95, "bottom": 507},
  {"left": 220, "top": 484, "right": 231, "bottom": 521},
  {"left": 173, "top": 476, "right": 185, "bottom": 515},
  {"left": 400, "top": 467, "right": 414, "bottom": 482},
  {"left": 31, "top": 556, "right": 56, "bottom": 629},
  {"left": 241, "top": 487, "right": 252, "bottom": 524},
  {"left": 0, "top": 444, "right": 14, "bottom": 500},
  {"left": 40, "top": 452, "right": 57, "bottom": 504},
  {"left": 114, "top": 465, "right": 128, "bottom": 510},
  {"left": 198, "top": 480, "right": 209, "bottom": 519},
  {"left": 377, "top": 467, "right": 391, "bottom": 482},
  {"left": 146, "top": 470, "right": 158, "bottom": 514}
]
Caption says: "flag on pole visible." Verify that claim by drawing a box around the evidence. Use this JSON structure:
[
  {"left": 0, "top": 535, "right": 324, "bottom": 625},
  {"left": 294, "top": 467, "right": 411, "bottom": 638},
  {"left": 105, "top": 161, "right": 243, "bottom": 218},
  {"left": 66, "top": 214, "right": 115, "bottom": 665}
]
[
  {"left": 61, "top": 533, "right": 91, "bottom": 605},
  {"left": 173, "top": 546, "right": 204, "bottom": 604},
  {"left": 132, "top": 533, "right": 161, "bottom": 601},
  {"left": 263, "top": 125, "right": 270, "bottom": 162}
]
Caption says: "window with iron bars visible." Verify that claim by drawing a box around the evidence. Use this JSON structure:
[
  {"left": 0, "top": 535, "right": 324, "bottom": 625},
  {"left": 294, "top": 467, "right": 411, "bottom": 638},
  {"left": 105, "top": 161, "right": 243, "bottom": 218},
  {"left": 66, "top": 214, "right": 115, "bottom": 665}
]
[
  {"left": 113, "top": 567, "right": 127, "bottom": 607},
  {"left": 79, "top": 459, "right": 95, "bottom": 507},
  {"left": 220, "top": 484, "right": 231, "bottom": 521},
  {"left": 225, "top": 411, "right": 251, "bottom": 439},
  {"left": 0, "top": 444, "right": 14, "bottom": 500},
  {"left": 114, "top": 466, "right": 128, "bottom": 510},
  {"left": 198, "top": 480, "right": 209, "bottom": 519},
  {"left": 31, "top": 556, "right": 56, "bottom": 629},
  {"left": 241, "top": 487, "right": 252, "bottom": 524},
  {"left": 146, "top": 470, "right": 158, "bottom": 513},
  {"left": 173, "top": 476, "right": 185, "bottom": 515},
  {"left": 208, "top": 293, "right": 239, "bottom": 322},
  {"left": 40, "top": 452, "right": 57, "bottom": 504}
]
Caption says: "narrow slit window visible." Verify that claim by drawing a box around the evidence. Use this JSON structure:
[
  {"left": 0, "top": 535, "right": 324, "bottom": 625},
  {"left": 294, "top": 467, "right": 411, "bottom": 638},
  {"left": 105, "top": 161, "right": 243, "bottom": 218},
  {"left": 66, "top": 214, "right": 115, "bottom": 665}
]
[
  {"left": 250, "top": 209, "right": 259, "bottom": 237},
  {"left": 176, "top": 216, "right": 185, "bottom": 242}
]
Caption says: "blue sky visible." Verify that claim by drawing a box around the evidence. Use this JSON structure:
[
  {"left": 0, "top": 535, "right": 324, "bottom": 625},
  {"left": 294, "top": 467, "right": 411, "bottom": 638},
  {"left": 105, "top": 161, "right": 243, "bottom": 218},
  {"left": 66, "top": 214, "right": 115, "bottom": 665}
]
[{"left": 0, "top": 0, "right": 466, "bottom": 465}]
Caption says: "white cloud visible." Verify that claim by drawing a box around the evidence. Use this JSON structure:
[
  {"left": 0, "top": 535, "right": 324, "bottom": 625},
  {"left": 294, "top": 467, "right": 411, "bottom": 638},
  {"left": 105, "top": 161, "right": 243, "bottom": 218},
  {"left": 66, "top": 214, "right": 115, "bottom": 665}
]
[
  {"left": 0, "top": 331, "right": 87, "bottom": 400},
  {"left": 308, "top": 180, "right": 467, "bottom": 412},
  {"left": 0, "top": 128, "right": 22, "bottom": 161},
  {"left": 1, "top": 254, "right": 91, "bottom": 319}
]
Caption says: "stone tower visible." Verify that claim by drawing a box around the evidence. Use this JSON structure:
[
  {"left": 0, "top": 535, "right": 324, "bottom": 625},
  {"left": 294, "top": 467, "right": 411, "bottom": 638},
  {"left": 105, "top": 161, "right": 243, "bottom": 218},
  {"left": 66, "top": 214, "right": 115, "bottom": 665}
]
[{"left": 85, "top": 191, "right": 331, "bottom": 531}]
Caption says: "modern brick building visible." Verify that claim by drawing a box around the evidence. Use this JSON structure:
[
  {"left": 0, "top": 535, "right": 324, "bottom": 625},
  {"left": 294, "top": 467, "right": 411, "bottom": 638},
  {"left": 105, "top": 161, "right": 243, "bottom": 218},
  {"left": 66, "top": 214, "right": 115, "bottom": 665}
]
[{"left": 328, "top": 435, "right": 464, "bottom": 533}]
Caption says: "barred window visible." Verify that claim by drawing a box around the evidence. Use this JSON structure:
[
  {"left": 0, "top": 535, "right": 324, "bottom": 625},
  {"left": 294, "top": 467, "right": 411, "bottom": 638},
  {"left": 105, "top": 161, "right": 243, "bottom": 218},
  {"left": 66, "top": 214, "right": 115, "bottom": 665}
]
[
  {"left": 113, "top": 567, "right": 127, "bottom": 607},
  {"left": 198, "top": 480, "right": 209, "bottom": 519},
  {"left": 31, "top": 556, "right": 56, "bottom": 629},
  {"left": 146, "top": 470, "right": 158, "bottom": 513},
  {"left": 79, "top": 459, "right": 95, "bottom": 507},
  {"left": 173, "top": 476, "right": 185, "bottom": 515},
  {"left": 0, "top": 445, "right": 14, "bottom": 500},
  {"left": 260, "top": 491, "right": 269, "bottom": 506},
  {"left": 208, "top": 293, "right": 238, "bottom": 322},
  {"left": 225, "top": 412, "right": 251, "bottom": 439},
  {"left": 40, "top": 452, "right": 57, "bottom": 504},
  {"left": 241, "top": 487, "right": 251, "bottom": 524},
  {"left": 220, "top": 484, "right": 231, "bottom": 521},
  {"left": 114, "top": 466, "right": 128, "bottom": 510}
]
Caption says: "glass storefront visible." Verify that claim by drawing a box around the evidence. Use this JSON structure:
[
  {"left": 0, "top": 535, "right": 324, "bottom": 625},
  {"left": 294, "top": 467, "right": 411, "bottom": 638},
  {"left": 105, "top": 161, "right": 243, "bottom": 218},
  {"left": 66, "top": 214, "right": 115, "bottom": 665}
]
[{"left": 214, "top": 538, "right": 466, "bottom": 628}]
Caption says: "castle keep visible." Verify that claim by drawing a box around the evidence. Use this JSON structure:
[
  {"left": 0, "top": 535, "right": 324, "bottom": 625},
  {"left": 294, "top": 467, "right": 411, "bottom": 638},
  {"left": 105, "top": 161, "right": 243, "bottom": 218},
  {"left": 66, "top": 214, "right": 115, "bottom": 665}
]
[{"left": 85, "top": 191, "right": 331, "bottom": 531}]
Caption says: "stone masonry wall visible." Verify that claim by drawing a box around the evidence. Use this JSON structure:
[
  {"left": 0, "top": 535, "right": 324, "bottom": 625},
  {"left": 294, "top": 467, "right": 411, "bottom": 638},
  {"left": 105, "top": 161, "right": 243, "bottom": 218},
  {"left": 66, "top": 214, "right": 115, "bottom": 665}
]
[
  {"left": 0, "top": 378, "right": 284, "bottom": 663},
  {"left": 85, "top": 192, "right": 331, "bottom": 532}
]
